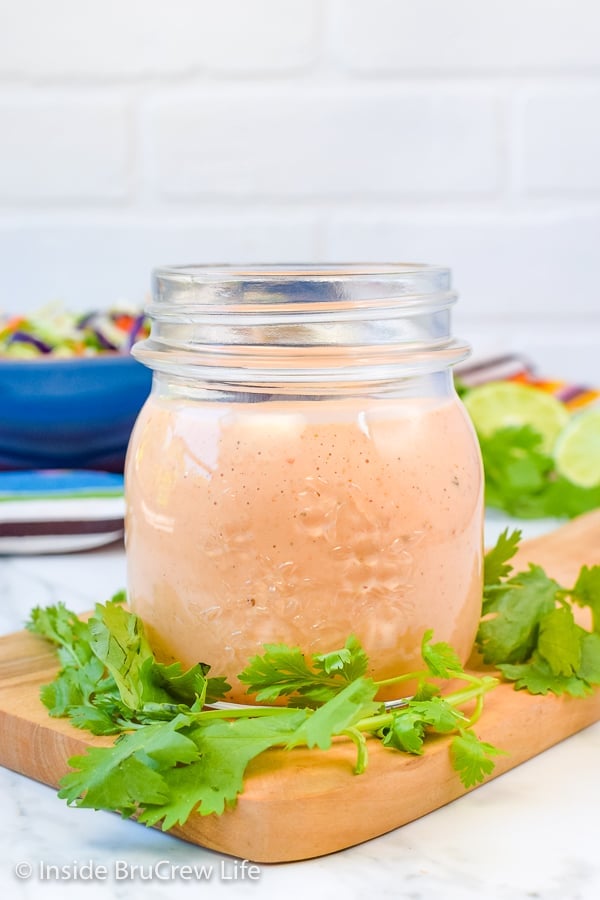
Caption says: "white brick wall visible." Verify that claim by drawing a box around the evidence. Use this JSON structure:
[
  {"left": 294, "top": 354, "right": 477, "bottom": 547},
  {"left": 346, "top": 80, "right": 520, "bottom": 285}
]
[
  {"left": 331, "top": 0, "right": 600, "bottom": 72},
  {"left": 1, "top": 0, "right": 599, "bottom": 379},
  {"left": 518, "top": 88, "right": 600, "bottom": 193},
  {"left": 0, "top": 97, "right": 131, "bottom": 203},
  {"left": 0, "top": 0, "right": 319, "bottom": 78},
  {"left": 148, "top": 87, "right": 500, "bottom": 198},
  {"left": 0, "top": 217, "right": 319, "bottom": 304},
  {"left": 325, "top": 211, "right": 600, "bottom": 320}
]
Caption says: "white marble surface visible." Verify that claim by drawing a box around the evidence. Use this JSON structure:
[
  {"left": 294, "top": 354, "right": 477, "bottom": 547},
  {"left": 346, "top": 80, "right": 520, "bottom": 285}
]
[{"left": 1, "top": 521, "right": 599, "bottom": 900}]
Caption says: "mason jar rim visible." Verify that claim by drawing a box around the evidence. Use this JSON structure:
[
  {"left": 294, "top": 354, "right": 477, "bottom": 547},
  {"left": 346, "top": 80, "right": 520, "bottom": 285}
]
[
  {"left": 152, "top": 262, "right": 450, "bottom": 282},
  {"left": 149, "top": 262, "right": 456, "bottom": 315}
]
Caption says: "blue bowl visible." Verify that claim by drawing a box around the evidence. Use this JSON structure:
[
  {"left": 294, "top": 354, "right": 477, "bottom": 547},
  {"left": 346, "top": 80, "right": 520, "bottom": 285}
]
[{"left": 0, "top": 355, "right": 153, "bottom": 472}]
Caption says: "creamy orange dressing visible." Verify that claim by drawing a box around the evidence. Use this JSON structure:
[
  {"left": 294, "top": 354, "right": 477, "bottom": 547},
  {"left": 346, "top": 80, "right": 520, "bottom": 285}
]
[{"left": 125, "top": 393, "right": 483, "bottom": 702}]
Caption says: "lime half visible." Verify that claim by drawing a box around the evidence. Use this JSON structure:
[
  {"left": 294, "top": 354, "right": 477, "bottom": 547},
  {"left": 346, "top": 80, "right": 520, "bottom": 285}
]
[
  {"left": 554, "top": 407, "right": 600, "bottom": 487},
  {"left": 463, "top": 381, "right": 569, "bottom": 452}
]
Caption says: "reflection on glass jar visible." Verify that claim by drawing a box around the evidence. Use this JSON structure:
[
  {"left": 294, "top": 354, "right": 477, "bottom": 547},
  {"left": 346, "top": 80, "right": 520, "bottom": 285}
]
[{"left": 125, "top": 264, "right": 484, "bottom": 702}]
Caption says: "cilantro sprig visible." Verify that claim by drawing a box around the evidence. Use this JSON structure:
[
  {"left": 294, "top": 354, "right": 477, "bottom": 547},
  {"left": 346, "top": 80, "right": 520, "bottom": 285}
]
[
  {"left": 478, "top": 529, "right": 600, "bottom": 696},
  {"left": 27, "top": 605, "right": 500, "bottom": 828},
  {"left": 237, "top": 634, "right": 370, "bottom": 706},
  {"left": 25, "top": 531, "right": 600, "bottom": 830},
  {"left": 478, "top": 425, "right": 600, "bottom": 519},
  {"left": 28, "top": 595, "right": 231, "bottom": 735}
]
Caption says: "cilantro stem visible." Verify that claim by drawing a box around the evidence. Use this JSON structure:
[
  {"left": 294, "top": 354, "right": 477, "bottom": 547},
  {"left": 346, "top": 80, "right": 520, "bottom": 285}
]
[
  {"left": 116, "top": 703, "right": 300, "bottom": 728},
  {"left": 194, "top": 705, "right": 297, "bottom": 720},
  {"left": 342, "top": 727, "right": 368, "bottom": 774},
  {"left": 463, "top": 694, "right": 485, "bottom": 728},
  {"left": 442, "top": 676, "right": 499, "bottom": 709},
  {"left": 374, "top": 668, "right": 492, "bottom": 691},
  {"left": 373, "top": 669, "right": 430, "bottom": 689},
  {"left": 354, "top": 711, "right": 395, "bottom": 734},
  {"left": 355, "top": 675, "right": 498, "bottom": 736}
]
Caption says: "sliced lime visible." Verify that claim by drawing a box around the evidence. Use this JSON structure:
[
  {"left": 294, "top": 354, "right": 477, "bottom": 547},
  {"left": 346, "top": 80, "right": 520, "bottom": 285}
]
[
  {"left": 554, "top": 407, "right": 600, "bottom": 487},
  {"left": 463, "top": 381, "right": 569, "bottom": 453}
]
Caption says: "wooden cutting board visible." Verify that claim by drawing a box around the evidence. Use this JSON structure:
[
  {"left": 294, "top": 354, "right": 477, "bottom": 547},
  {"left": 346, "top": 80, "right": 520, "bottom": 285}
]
[{"left": 1, "top": 510, "right": 600, "bottom": 863}]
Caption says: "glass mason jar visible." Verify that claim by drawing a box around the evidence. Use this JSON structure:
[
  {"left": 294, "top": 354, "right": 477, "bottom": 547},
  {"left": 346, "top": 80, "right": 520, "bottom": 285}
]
[{"left": 125, "top": 264, "right": 484, "bottom": 702}]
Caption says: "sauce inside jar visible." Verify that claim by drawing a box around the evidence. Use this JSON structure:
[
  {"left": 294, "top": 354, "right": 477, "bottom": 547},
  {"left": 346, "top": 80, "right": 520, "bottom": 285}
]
[{"left": 125, "top": 390, "right": 483, "bottom": 702}]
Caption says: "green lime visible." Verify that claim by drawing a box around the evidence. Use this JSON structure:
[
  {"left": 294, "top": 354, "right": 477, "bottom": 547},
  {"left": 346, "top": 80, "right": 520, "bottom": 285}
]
[
  {"left": 554, "top": 407, "right": 600, "bottom": 487},
  {"left": 462, "top": 381, "right": 569, "bottom": 452}
]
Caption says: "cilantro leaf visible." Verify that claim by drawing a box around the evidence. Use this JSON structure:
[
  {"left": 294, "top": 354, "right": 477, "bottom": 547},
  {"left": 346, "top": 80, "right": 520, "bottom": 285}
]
[
  {"left": 27, "top": 602, "right": 94, "bottom": 669},
  {"left": 498, "top": 653, "right": 592, "bottom": 697},
  {"left": 412, "top": 681, "right": 441, "bottom": 701},
  {"left": 578, "top": 632, "right": 600, "bottom": 685},
  {"left": 409, "top": 698, "right": 467, "bottom": 733},
  {"left": 477, "top": 565, "right": 560, "bottom": 664},
  {"left": 499, "top": 626, "right": 600, "bottom": 697},
  {"left": 87, "top": 600, "right": 163, "bottom": 709},
  {"left": 139, "top": 711, "right": 308, "bottom": 827},
  {"left": 383, "top": 709, "right": 429, "bottom": 755},
  {"left": 58, "top": 716, "right": 199, "bottom": 814},
  {"left": 479, "top": 425, "right": 552, "bottom": 516},
  {"left": 68, "top": 704, "right": 127, "bottom": 736},
  {"left": 421, "top": 630, "right": 465, "bottom": 679},
  {"left": 28, "top": 603, "right": 126, "bottom": 728},
  {"left": 484, "top": 529, "right": 521, "bottom": 585},
  {"left": 151, "top": 659, "right": 231, "bottom": 706},
  {"left": 65, "top": 755, "right": 168, "bottom": 818},
  {"left": 536, "top": 477, "right": 600, "bottom": 520},
  {"left": 313, "top": 635, "right": 368, "bottom": 681},
  {"left": 537, "top": 607, "right": 581, "bottom": 677},
  {"left": 136, "top": 763, "right": 212, "bottom": 828},
  {"left": 237, "top": 644, "right": 326, "bottom": 703},
  {"left": 571, "top": 565, "right": 600, "bottom": 633},
  {"left": 39, "top": 656, "right": 107, "bottom": 718},
  {"left": 238, "top": 635, "right": 368, "bottom": 706},
  {"left": 292, "top": 678, "right": 379, "bottom": 751},
  {"left": 383, "top": 697, "right": 466, "bottom": 755},
  {"left": 450, "top": 730, "right": 505, "bottom": 788}
]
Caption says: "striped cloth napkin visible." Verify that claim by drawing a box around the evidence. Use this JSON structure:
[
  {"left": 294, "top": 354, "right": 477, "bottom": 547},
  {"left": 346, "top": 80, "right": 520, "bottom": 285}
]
[
  {"left": 0, "top": 470, "right": 125, "bottom": 555},
  {"left": 456, "top": 353, "right": 600, "bottom": 411}
]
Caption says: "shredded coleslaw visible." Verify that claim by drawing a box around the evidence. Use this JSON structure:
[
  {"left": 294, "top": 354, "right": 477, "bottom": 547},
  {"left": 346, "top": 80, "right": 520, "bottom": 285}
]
[{"left": 0, "top": 303, "right": 149, "bottom": 358}]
